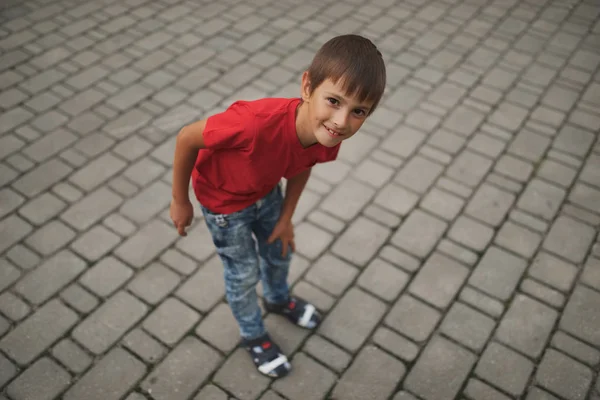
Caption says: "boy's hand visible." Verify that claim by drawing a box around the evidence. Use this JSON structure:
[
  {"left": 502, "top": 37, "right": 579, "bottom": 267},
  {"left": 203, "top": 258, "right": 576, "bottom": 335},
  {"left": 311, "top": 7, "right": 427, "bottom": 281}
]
[
  {"left": 267, "top": 218, "right": 295, "bottom": 257},
  {"left": 170, "top": 199, "right": 194, "bottom": 236}
]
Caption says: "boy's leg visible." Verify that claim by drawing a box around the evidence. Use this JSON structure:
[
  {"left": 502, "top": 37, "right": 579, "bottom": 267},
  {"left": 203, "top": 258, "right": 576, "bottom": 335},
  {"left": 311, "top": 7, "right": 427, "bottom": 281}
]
[
  {"left": 253, "top": 185, "right": 321, "bottom": 329},
  {"left": 201, "top": 206, "right": 265, "bottom": 339},
  {"left": 201, "top": 205, "right": 291, "bottom": 378}
]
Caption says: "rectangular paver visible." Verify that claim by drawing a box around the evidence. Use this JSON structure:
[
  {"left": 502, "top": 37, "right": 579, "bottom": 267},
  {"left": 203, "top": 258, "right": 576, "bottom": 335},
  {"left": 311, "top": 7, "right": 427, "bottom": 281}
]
[
  {"left": 63, "top": 348, "right": 146, "bottom": 400},
  {"left": 0, "top": 299, "right": 78, "bottom": 365}
]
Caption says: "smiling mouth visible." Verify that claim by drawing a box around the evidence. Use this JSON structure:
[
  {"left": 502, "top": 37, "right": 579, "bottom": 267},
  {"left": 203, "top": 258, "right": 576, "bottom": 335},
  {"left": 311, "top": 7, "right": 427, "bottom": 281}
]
[{"left": 323, "top": 124, "right": 342, "bottom": 137}]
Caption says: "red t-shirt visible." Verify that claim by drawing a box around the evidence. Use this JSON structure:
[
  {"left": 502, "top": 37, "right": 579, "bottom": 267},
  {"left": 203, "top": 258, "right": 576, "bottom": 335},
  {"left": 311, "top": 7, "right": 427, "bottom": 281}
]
[{"left": 191, "top": 97, "right": 340, "bottom": 214}]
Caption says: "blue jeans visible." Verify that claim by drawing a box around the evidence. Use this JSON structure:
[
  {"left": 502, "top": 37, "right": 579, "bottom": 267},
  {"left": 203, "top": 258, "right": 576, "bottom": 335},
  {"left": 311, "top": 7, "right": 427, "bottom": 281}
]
[{"left": 200, "top": 184, "right": 291, "bottom": 340}]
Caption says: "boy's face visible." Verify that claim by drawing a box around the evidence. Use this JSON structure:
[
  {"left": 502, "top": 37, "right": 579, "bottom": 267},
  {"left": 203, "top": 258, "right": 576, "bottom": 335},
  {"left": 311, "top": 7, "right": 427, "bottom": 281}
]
[{"left": 301, "top": 72, "right": 374, "bottom": 148}]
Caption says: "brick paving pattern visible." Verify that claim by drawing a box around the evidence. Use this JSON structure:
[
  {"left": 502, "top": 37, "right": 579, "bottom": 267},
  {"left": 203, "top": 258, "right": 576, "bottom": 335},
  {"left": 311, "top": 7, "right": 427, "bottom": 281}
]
[{"left": 1, "top": 0, "right": 599, "bottom": 398}]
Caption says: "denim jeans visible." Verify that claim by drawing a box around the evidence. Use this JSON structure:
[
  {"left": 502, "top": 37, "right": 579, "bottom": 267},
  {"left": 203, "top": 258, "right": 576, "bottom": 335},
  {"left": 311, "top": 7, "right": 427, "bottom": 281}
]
[{"left": 200, "top": 184, "right": 291, "bottom": 340}]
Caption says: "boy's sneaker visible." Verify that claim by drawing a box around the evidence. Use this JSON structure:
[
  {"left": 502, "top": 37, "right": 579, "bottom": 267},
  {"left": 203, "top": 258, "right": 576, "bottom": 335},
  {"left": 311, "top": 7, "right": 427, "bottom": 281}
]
[
  {"left": 264, "top": 296, "right": 321, "bottom": 329},
  {"left": 243, "top": 333, "right": 291, "bottom": 378}
]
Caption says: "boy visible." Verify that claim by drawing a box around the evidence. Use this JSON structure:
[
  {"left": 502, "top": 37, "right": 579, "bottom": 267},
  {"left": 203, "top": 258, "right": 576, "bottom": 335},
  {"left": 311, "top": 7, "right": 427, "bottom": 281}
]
[{"left": 170, "top": 34, "right": 386, "bottom": 378}]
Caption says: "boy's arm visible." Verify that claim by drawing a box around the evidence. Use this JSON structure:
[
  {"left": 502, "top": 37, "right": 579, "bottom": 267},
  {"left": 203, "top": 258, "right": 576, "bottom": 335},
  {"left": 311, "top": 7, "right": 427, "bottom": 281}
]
[
  {"left": 172, "top": 119, "right": 207, "bottom": 204},
  {"left": 267, "top": 168, "right": 311, "bottom": 256},
  {"left": 280, "top": 168, "right": 311, "bottom": 221}
]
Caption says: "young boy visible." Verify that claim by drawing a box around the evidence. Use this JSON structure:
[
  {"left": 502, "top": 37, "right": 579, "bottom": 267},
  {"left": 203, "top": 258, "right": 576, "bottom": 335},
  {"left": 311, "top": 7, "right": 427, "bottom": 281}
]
[{"left": 170, "top": 34, "right": 386, "bottom": 378}]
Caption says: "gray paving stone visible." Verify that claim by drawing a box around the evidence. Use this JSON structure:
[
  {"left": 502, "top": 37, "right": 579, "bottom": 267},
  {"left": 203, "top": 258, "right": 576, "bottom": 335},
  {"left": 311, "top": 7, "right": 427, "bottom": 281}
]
[
  {"left": 390, "top": 209, "right": 447, "bottom": 258},
  {"left": 0, "top": 352, "right": 17, "bottom": 388},
  {"left": 518, "top": 179, "right": 567, "bottom": 221},
  {"left": 72, "top": 290, "right": 147, "bottom": 354},
  {"left": 496, "top": 294, "right": 558, "bottom": 358},
  {"left": 332, "top": 345, "right": 405, "bottom": 400},
  {"left": 305, "top": 253, "right": 358, "bottom": 297},
  {"left": 353, "top": 158, "right": 395, "bottom": 187},
  {"left": 581, "top": 256, "right": 600, "bottom": 291},
  {"left": 560, "top": 285, "right": 600, "bottom": 346},
  {"left": 448, "top": 215, "right": 495, "bottom": 252},
  {"left": 0, "top": 188, "right": 24, "bottom": 220},
  {"left": 24, "top": 219, "right": 76, "bottom": 256},
  {"left": 113, "top": 135, "right": 153, "bottom": 161},
  {"left": 320, "top": 179, "right": 375, "bottom": 221},
  {"left": 552, "top": 331, "right": 600, "bottom": 367},
  {"left": 12, "top": 158, "right": 72, "bottom": 197},
  {"left": 331, "top": 216, "right": 390, "bottom": 267},
  {"left": 409, "top": 252, "right": 469, "bottom": 309},
  {"left": 269, "top": 353, "right": 336, "bottom": 400},
  {"left": 59, "top": 88, "right": 106, "bottom": 117},
  {"left": 475, "top": 341, "right": 535, "bottom": 397},
  {"left": 128, "top": 261, "right": 180, "bottom": 304},
  {"left": 79, "top": 256, "right": 133, "bottom": 297},
  {"left": 579, "top": 152, "right": 600, "bottom": 187},
  {"left": 385, "top": 293, "right": 441, "bottom": 343},
  {"left": 526, "top": 387, "right": 561, "bottom": 400},
  {"left": 357, "top": 257, "right": 409, "bottom": 302},
  {"left": 469, "top": 246, "right": 528, "bottom": 301},
  {"left": 442, "top": 105, "right": 485, "bottom": 137},
  {"left": 291, "top": 280, "right": 335, "bottom": 312},
  {"left": 553, "top": 124, "right": 595, "bottom": 158},
  {"left": 14, "top": 249, "right": 86, "bottom": 305},
  {"left": 106, "top": 83, "right": 153, "bottom": 111},
  {"left": 69, "top": 152, "right": 127, "bottom": 192},
  {"left": 404, "top": 335, "right": 476, "bottom": 400},
  {"left": 6, "top": 357, "right": 71, "bottom": 400},
  {"left": 71, "top": 224, "right": 121, "bottom": 261},
  {"left": 446, "top": 149, "right": 493, "bottom": 188},
  {"left": 495, "top": 221, "right": 542, "bottom": 259},
  {"left": 303, "top": 334, "right": 352, "bottom": 373},
  {"left": 119, "top": 180, "right": 171, "bottom": 223},
  {"left": 465, "top": 183, "right": 515, "bottom": 227},
  {"left": 73, "top": 132, "right": 115, "bottom": 157},
  {"left": 464, "top": 378, "right": 512, "bottom": 400},
  {"left": 420, "top": 187, "right": 464, "bottom": 221},
  {"left": 51, "top": 338, "right": 92, "bottom": 373},
  {"left": 18, "top": 192, "right": 66, "bottom": 225},
  {"left": 63, "top": 347, "right": 146, "bottom": 400},
  {"left": 142, "top": 297, "right": 200, "bottom": 345},
  {"left": 519, "top": 278, "right": 566, "bottom": 309},
  {"left": 569, "top": 182, "right": 600, "bottom": 216},
  {"left": 102, "top": 108, "right": 152, "bottom": 140},
  {"left": 543, "top": 215, "right": 595, "bottom": 263},
  {"left": 294, "top": 221, "right": 334, "bottom": 260},
  {"left": 60, "top": 283, "right": 99, "bottom": 314},
  {"left": 529, "top": 252, "right": 578, "bottom": 293},
  {"left": 114, "top": 218, "right": 178, "bottom": 267},
  {"left": 0, "top": 134, "right": 25, "bottom": 160},
  {"left": 5, "top": 244, "right": 39, "bottom": 271},
  {"left": 193, "top": 384, "right": 228, "bottom": 400},
  {"left": 319, "top": 287, "right": 386, "bottom": 352},
  {"left": 381, "top": 127, "right": 426, "bottom": 158},
  {"left": 537, "top": 159, "right": 578, "bottom": 188},
  {"left": 0, "top": 291, "right": 30, "bottom": 321},
  {"left": 395, "top": 155, "right": 444, "bottom": 194},
  {"left": 195, "top": 302, "right": 239, "bottom": 353},
  {"left": 175, "top": 255, "right": 224, "bottom": 312},
  {"left": 122, "top": 328, "right": 166, "bottom": 364},
  {"left": 467, "top": 132, "right": 506, "bottom": 160},
  {"left": 0, "top": 299, "right": 78, "bottom": 365},
  {"left": 535, "top": 349, "right": 593, "bottom": 400},
  {"left": 141, "top": 336, "right": 222, "bottom": 400},
  {"left": 373, "top": 182, "right": 419, "bottom": 216}
]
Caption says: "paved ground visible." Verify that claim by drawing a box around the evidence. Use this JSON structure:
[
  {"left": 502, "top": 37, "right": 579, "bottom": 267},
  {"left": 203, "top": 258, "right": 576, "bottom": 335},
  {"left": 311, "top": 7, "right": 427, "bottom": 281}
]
[{"left": 1, "top": 0, "right": 599, "bottom": 399}]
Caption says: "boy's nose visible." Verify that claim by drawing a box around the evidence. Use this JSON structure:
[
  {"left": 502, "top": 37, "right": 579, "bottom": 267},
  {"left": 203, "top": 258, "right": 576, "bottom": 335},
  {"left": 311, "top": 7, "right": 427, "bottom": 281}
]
[{"left": 332, "top": 111, "right": 349, "bottom": 129}]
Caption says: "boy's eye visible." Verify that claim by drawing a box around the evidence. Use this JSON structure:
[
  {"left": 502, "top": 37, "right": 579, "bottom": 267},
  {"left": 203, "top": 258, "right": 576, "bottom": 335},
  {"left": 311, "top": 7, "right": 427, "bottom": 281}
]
[
  {"left": 327, "top": 97, "right": 339, "bottom": 105},
  {"left": 353, "top": 109, "right": 366, "bottom": 117}
]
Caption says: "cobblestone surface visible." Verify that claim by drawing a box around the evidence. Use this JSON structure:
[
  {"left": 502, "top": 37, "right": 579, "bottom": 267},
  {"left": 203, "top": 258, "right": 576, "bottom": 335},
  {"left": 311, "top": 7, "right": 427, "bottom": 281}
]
[{"left": 1, "top": 0, "right": 599, "bottom": 399}]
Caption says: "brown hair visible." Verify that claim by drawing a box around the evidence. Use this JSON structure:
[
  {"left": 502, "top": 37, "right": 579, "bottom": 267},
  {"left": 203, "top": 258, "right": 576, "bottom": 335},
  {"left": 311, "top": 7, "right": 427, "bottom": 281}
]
[{"left": 306, "top": 34, "right": 386, "bottom": 114}]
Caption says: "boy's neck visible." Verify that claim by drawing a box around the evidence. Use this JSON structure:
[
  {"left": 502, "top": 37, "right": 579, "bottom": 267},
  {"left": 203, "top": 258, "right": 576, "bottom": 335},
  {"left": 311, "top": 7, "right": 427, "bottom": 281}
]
[{"left": 294, "top": 100, "right": 317, "bottom": 148}]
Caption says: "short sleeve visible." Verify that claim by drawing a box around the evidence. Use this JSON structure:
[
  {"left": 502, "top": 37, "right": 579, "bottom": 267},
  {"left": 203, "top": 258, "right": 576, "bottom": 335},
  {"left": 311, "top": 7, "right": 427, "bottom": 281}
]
[{"left": 202, "top": 102, "right": 255, "bottom": 150}]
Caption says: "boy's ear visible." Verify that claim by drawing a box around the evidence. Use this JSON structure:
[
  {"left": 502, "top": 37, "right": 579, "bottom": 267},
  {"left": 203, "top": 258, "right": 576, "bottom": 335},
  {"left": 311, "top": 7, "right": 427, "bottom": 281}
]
[{"left": 301, "top": 71, "right": 312, "bottom": 102}]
